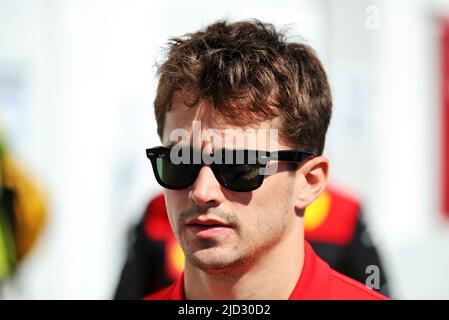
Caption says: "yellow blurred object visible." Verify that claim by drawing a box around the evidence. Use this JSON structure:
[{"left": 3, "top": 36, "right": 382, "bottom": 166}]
[
  {"left": 1, "top": 154, "right": 46, "bottom": 260},
  {"left": 304, "top": 190, "right": 331, "bottom": 231},
  {"left": 169, "top": 239, "right": 185, "bottom": 274}
]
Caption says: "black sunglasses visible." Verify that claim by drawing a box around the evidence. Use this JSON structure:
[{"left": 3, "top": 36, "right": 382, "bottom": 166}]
[{"left": 146, "top": 146, "right": 315, "bottom": 192}]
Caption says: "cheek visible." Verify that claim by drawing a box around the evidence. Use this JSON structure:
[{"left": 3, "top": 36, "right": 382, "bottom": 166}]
[
  {"left": 237, "top": 197, "right": 281, "bottom": 236},
  {"left": 235, "top": 201, "right": 287, "bottom": 253},
  {"left": 163, "top": 189, "right": 189, "bottom": 232},
  {"left": 164, "top": 189, "right": 175, "bottom": 201},
  {"left": 165, "top": 189, "right": 190, "bottom": 209},
  {"left": 251, "top": 178, "right": 294, "bottom": 231}
]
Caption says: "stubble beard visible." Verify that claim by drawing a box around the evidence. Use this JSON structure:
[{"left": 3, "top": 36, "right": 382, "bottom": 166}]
[{"left": 181, "top": 218, "right": 289, "bottom": 277}]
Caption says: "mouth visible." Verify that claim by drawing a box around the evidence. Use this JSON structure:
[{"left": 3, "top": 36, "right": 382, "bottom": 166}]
[{"left": 186, "top": 217, "right": 234, "bottom": 238}]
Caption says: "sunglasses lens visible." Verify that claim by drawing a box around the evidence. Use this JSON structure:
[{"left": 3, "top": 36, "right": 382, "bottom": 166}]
[
  {"left": 155, "top": 157, "right": 200, "bottom": 189},
  {"left": 148, "top": 148, "right": 265, "bottom": 191},
  {"left": 215, "top": 164, "right": 263, "bottom": 192}
]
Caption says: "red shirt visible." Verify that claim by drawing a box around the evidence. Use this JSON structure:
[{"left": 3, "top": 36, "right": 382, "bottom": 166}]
[{"left": 144, "top": 241, "right": 387, "bottom": 300}]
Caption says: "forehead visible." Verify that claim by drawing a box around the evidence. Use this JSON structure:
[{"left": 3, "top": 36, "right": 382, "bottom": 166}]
[{"left": 162, "top": 92, "right": 285, "bottom": 150}]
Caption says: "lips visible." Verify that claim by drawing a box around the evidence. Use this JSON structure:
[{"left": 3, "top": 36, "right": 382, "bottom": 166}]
[
  {"left": 186, "top": 216, "right": 233, "bottom": 238},
  {"left": 186, "top": 217, "right": 231, "bottom": 227}
]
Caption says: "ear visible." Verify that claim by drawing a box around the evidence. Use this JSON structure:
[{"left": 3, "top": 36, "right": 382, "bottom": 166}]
[{"left": 294, "top": 156, "right": 329, "bottom": 210}]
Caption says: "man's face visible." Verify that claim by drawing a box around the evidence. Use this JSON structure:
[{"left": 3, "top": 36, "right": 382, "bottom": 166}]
[{"left": 161, "top": 92, "right": 307, "bottom": 274}]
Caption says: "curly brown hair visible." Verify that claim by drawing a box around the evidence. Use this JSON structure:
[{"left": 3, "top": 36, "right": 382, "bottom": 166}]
[{"left": 154, "top": 19, "right": 332, "bottom": 155}]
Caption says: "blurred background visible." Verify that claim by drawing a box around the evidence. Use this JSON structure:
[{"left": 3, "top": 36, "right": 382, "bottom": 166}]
[{"left": 1, "top": 0, "right": 449, "bottom": 299}]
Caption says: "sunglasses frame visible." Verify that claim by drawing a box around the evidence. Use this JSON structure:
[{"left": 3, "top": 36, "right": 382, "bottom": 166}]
[{"left": 146, "top": 146, "right": 315, "bottom": 192}]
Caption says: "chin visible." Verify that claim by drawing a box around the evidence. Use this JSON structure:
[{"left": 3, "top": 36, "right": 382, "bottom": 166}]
[{"left": 187, "top": 249, "right": 253, "bottom": 275}]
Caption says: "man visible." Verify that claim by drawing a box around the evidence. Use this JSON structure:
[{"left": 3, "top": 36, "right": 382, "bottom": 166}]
[{"left": 144, "top": 19, "right": 387, "bottom": 300}]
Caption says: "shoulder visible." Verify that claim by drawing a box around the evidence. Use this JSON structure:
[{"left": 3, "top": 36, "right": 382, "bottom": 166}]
[
  {"left": 290, "top": 241, "right": 388, "bottom": 300},
  {"left": 328, "top": 269, "right": 388, "bottom": 300}
]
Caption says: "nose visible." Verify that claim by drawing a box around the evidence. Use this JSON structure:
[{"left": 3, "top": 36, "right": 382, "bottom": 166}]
[{"left": 189, "top": 165, "right": 225, "bottom": 207}]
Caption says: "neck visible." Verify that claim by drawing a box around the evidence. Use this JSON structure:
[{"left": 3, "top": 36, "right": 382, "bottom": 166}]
[{"left": 184, "top": 224, "right": 305, "bottom": 300}]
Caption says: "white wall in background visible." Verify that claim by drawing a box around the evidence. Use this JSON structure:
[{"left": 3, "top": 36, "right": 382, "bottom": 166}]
[{"left": 325, "top": 0, "right": 449, "bottom": 299}]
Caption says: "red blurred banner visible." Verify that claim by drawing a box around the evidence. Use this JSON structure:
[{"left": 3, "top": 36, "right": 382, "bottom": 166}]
[{"left": 442, "top": 19, "right": 449, "bottom": 217}]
